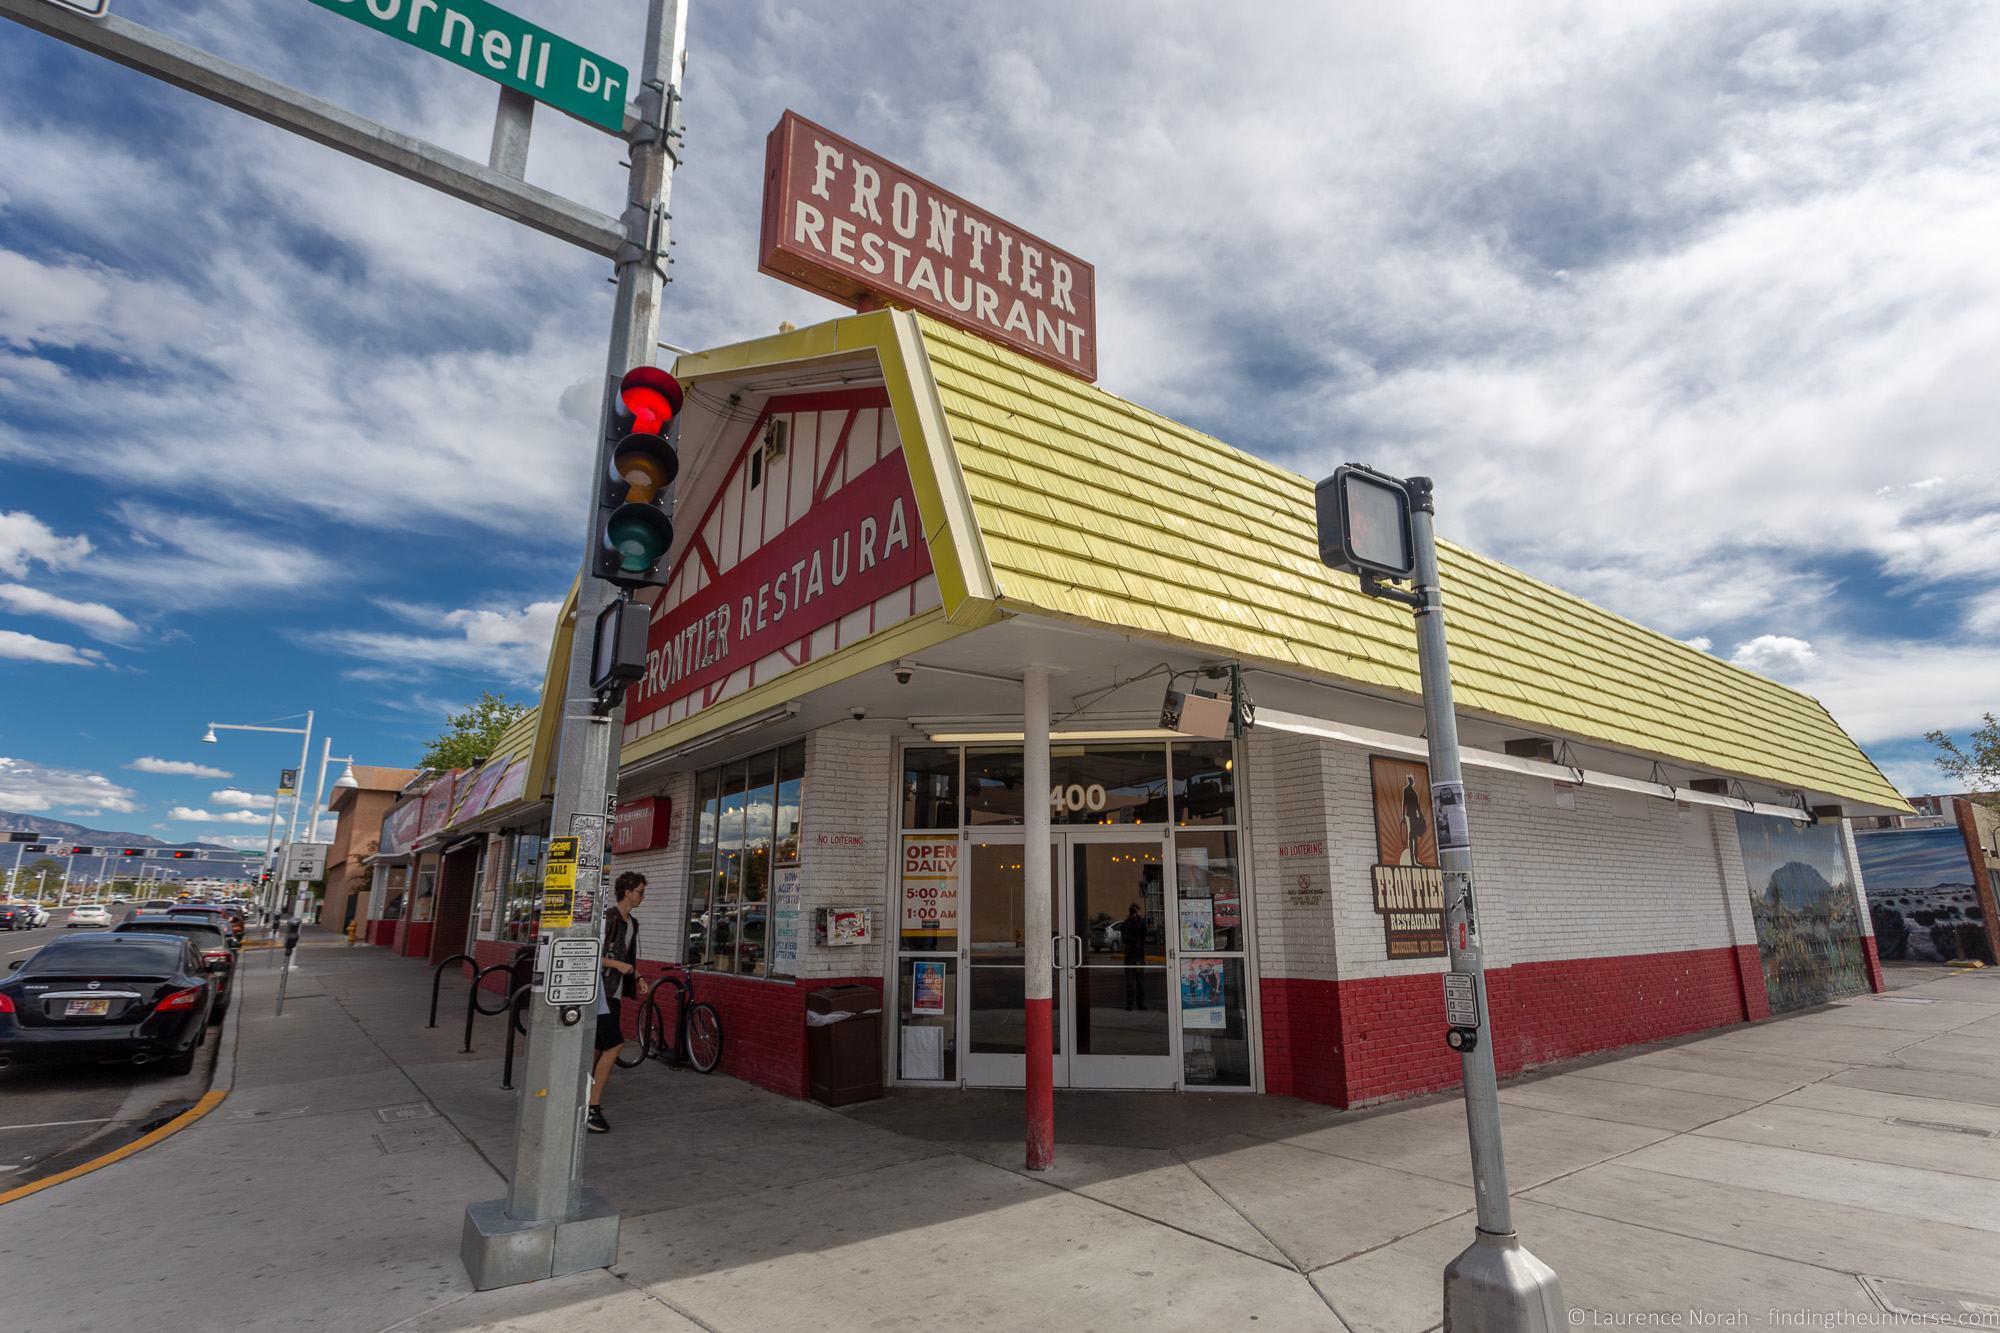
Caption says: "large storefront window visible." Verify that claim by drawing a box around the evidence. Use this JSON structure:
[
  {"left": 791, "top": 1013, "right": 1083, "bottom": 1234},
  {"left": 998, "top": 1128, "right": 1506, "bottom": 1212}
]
[
  {"left": 379, "top": 864, "right": 409, "bottom": 919},
  {"left": 685, "top": 742, "right": 806, "bottom": 978},
  {"left": 500, "top": 834, "right": 545, "bottom": 943},
  {"left": 896, "top": 740, "right": 1250, "bottom": 1089}
]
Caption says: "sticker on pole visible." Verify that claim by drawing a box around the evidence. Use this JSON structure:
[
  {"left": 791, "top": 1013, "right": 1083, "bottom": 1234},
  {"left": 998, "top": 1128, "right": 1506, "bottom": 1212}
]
[
  {"left": 1431, "top": 781, "right": 1470, "bottom": 852},
  {"left": 1441, "top": 972, "right": 1478, "bottom": 1028},
  {"left": 540, "top": 836, "right": 579, "bottom": 929},
  {"left": 545, "top": 937, "right": 600, "bottom": 1005}
]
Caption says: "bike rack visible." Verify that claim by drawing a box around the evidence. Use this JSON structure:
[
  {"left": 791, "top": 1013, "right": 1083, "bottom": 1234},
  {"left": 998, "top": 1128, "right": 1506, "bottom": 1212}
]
[
  {"left": 462, "top": 961, "right": 522, "bottom": 1054},
  {"left": 427, "top": 953, "right": 477, "bottom": 1028},
  {"left": 500, "top": 982, "right": 532, "bottom": 1090}
]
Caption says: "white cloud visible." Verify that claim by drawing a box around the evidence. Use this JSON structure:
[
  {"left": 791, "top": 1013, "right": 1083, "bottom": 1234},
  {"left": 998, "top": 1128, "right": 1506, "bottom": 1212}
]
[
  {"left": 1966, "top": 590, "right": 2000, "bottom": 636},
  {"left": 127, "top": 757, "right": 233, "bottom": 779},
  {"left": 312, "top": 599, "right": 561, "bottom": 686},
  {"left": 0, "top": 629, "right": 104, "bottom": 667},
  {"left": 0, "top": 757, "right": 140, "bottom": 814},
  {"left": 0, "top": 511, "right": 88, "bottom": 577},
  {"left": 1729, "top": 634, "right": 1818, "bottom": 680},
  {"left": 1755, "top": 637, "right": 2000, "bottom": 746},
  {"left": 0, "top": 583, "right": 139, "bottom": 639},
  {"left": 166, "top": 806, "right": 269, "bottom": 825},
  {"left": 94, "top": 505, "right": 335, "bottom": 609},
  {"left": 1683, "top": 636, "right": 1713, "bottom": 653},
  {"left": 209, "top": 788, "right": 275, "bottom": 810}
]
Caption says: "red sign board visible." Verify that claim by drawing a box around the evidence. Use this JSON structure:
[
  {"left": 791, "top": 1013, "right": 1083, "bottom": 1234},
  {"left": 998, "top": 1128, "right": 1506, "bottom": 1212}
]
[
  {"left": 627, "top": 448, "right": 933, "bottom": 720},
  {"left": 759, "top": 111, "right": 1098, "bottom": 381},
  {"left": 612, "top": 797, "right": 673, "bottom": 855}
]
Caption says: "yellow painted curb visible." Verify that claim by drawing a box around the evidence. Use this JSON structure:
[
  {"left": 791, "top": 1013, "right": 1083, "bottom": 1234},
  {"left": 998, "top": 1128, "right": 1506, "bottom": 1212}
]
[{"left": 0, "top": 1087, "right": 226, "bottom": 1207}]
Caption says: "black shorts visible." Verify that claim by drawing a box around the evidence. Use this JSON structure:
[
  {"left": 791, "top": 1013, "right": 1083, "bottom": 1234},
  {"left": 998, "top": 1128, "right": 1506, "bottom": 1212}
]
[{"left": 594, "top": 996, "right": 623, "bottom": 1052}]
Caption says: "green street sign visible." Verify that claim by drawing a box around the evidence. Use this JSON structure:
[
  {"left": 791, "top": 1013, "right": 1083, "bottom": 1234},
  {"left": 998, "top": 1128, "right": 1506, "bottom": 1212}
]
[{"left": 306, "top": 0, "right": 629, "bottom": 133}]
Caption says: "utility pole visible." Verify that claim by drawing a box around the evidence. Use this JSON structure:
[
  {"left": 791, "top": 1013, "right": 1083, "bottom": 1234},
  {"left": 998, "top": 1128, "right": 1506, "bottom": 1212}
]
[
  {"left": 461, "top": 0, "right": 689, "bottom": 1291},
  {"left": 1317, "top": 467, "right": 1565, "bottom": 1330}
]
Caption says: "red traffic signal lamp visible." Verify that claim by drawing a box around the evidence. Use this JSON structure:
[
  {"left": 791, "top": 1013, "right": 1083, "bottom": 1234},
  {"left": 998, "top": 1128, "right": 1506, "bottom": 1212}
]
[
  {"left": 171, "top": 850, "right": 196, "bottom": 858},
  {"left": 121, "top": 848, "right": 146, "bottom": 857},
  {"left": 594, "top": 366, "right": 682, "bottom": 589}
]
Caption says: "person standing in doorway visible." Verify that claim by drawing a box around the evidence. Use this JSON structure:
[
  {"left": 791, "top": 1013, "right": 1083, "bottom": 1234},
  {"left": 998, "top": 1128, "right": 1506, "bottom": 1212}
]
[
  {"left": 1122, "top": 901, "right": 1149, "bottom": 1010},
  {"left": 588, "top": 872, "right": 649, "bottom": 1133}
]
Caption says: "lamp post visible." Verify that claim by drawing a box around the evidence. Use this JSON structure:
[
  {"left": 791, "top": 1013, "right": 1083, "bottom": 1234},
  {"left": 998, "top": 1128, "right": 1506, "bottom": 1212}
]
[{"left": 205, "top": 711, "right": 313, "bottom": 918}]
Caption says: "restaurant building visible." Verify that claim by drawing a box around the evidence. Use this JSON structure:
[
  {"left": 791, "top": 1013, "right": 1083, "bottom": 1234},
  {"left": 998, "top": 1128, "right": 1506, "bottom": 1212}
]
[{"left": 367, "top": 115, "right": 1910, "bottom": 1109}]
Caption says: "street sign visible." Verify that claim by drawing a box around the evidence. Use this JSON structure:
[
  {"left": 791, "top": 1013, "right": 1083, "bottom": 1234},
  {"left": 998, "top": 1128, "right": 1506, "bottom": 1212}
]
[
  {"left": 544, "top": 937, "right": 599, "bottom": 1006},
  {"left": 305, "top": 0, "right": 629, "bottom": 133},
  {"left": 281, "top": 842, "right": 331, "bottom": 880},
  {"left": 38, "top": 0, "right": 108, "bottom": 16},
  {"left": 1316, "top": 464, "right": 1416, "bottom": 580}
]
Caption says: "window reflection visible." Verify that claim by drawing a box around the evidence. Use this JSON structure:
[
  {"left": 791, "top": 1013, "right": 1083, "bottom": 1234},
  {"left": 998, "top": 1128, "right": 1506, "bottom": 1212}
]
[{"left": 686, "top": 742, "right": 804, "bottom": 977}]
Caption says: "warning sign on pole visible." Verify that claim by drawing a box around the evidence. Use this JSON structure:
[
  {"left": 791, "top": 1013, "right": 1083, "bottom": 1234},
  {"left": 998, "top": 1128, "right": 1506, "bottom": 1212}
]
[{"left": 540, "top": 836, "right": 579, "bottom": 929}]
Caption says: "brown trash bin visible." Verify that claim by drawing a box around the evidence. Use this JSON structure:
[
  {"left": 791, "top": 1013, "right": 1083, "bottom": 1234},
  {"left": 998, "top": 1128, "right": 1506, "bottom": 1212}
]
[{"left": 806, "top": 984, "right": 883, "bottom": 1106}]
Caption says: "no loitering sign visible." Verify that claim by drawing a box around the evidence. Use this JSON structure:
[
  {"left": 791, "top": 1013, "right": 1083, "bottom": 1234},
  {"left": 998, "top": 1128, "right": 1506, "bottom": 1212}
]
[{"left": 306, "top": 0, "right": 629, "bottom": 132}]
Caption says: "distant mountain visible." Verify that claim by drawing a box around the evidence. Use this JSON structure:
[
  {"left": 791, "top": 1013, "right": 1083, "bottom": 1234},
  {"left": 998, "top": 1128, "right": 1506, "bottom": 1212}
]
[
  {"left": 1765, "top": 859, "right": 1844, "bottom": 909},
  {"left": 0, "top": 811, "right": 230, "bottom": 851}
]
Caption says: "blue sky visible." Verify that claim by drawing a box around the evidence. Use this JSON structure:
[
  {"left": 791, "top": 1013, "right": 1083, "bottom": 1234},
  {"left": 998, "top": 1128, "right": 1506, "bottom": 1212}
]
[{"left": 1, "top": 0, "right": 1994, "bottom": 844}]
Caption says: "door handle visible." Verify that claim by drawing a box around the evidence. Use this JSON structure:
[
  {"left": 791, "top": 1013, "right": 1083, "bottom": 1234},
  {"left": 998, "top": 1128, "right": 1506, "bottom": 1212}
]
[{"left": 1072, "top": 934, "right": 1086, "bottom": 969}]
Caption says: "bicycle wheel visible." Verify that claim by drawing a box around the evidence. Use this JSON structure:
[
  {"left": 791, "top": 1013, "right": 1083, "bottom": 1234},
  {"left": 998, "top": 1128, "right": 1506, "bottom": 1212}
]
[
  {"left": 613, "top": 1002, "right": 648, "bottom": 1069},
  {"left": 640, "top": 998, "right": 668, "bottom": 1063},
  {"left": 684, "top": 1002, "right": 723, "bottom": 1073}
]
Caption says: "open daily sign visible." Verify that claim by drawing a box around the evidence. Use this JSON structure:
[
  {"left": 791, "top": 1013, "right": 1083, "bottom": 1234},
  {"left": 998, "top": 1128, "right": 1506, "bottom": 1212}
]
[{"left": 306, "top": 0, "right": 629, "bottom": 133}]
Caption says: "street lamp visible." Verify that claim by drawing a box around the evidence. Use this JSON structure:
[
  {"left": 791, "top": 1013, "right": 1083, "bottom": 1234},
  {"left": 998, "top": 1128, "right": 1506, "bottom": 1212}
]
[
  {"left": 204, "top": 711, "right": 313, "bottom": 917},
  {"left": 308, "top": 741, "right": 358, "bottom": 844}
]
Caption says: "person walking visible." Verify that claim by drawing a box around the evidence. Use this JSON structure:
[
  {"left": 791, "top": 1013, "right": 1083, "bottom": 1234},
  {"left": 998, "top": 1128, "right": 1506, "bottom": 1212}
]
[{"left": 588, "top": 871, "right": 649, "bottom": 1133}]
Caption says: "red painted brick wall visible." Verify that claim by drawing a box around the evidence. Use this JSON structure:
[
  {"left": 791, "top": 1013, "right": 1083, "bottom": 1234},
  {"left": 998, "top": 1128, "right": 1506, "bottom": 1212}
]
[
  {"left": 1275, "top": 943, "right": 1759, "bottom": 1109},
  {"left": 367, "top": 919, "right": 396, "bottom": 948},
  {"left": 629, "top": 959, "right": 880, "bottom": 1100},
  {"left": 1733, "top": 943, "right": 1771, "bottom": 1021},
  {"left": 1861, "top": 935, "right": 1885, "bottom": 994},
  {"left": 397, "top": 922, "right": 433, "bottom": 959}
]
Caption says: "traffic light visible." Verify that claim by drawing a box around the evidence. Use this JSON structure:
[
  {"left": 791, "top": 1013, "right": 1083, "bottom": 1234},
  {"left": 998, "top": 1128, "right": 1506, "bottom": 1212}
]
[
  {"left": 171, "top": 850, "right": 196, "bottom": 859},
  {"left": 593, "top": 365, "right": 682, "bottom": 589},
  {"left": 121, "top": 848, "right": 146, "bottom": 858},
  {"left": 67, "top": 846, "right": 96, "bottom": 855},
  {"left": 6, "top": 832, "right": 36, "bottom": 843}
]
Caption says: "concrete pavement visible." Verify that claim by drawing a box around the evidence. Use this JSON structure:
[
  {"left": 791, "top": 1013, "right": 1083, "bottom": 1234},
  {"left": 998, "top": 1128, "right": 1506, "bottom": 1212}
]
[{"left": 6, "top": 932, "right": 2000, "bottom": 1331}]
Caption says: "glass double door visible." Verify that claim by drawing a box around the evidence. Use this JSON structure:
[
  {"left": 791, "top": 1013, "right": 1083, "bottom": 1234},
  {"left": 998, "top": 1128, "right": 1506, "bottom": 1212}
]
[{"left": 962, "top": 830, "right": 1178, "bottom": 1089}]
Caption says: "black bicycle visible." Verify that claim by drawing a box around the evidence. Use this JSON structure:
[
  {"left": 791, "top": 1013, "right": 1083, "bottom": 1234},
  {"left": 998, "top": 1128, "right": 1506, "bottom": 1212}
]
[{"left": 614, "top": 967, "right": 723, "bottom": 1072}]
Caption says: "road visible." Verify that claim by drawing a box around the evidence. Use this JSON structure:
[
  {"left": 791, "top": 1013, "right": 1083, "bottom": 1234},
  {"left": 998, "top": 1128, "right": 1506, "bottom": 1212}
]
[{"left": 0, "top": 903, "right": 228, "bottom": 1192}]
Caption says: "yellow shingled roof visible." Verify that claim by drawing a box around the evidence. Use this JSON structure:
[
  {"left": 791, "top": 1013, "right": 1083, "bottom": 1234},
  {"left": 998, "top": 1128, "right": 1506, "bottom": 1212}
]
[{"left": 908, "top": 315, "right": 1906, "bottom": 812}]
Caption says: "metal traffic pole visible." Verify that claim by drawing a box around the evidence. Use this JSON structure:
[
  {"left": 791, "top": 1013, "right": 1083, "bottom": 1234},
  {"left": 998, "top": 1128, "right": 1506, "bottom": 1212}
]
[
  {"left": 462, "top": 0, "right": 689, "bottom": 1291},
  {"left": 1316, "top": 467, "right": 1564, "bottom": 1329}
]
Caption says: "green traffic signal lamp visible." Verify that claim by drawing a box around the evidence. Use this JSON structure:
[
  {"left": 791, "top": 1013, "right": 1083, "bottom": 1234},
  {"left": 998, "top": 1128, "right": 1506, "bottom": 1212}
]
[{"left": 594, "top": 365, "right": 683, "bottom": 589}]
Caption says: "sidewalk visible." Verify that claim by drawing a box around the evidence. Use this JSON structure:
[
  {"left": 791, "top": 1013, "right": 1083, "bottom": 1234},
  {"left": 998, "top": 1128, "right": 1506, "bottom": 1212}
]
[{"left": 7, "top": 934, "right": 2000, "bottom": 1331}]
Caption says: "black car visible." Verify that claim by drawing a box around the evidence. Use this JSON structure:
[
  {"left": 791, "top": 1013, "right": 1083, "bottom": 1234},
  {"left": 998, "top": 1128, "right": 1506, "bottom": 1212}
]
[
  {"left": 0, "top": 903, "right": 40, "bottom": 931},
  {"left": 113, "top": 917, "right": 235, "bottom": 1018},
  {"left": 0, "top": 933, "right": 219, "bottom": 1073},
  {"left": 168, "top": 904, "right": 245, "bottom": 945}
]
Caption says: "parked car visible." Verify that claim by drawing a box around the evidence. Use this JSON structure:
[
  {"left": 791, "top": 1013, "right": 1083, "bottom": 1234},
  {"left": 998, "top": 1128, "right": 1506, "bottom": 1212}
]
[
  {"left": 66, "top": 905, "right": 113, "bottom": 928},
  {"left": 169, "top": 903, "right": 245, "bottom": 944},
  {"left": 137, "top": 899, "right": 177, "bottom": 911},
  {"left": 0, "top": 933, "right": 218, "bottom": 1073},
  {"left": 113, "top": 917, "right": 235, "bottom": 1019},
  {"left": 109, "top": 896, "right": 131, "bottom": 905},
  {"left": 0, "top": 903, "right": 39, "bottom": 931}
]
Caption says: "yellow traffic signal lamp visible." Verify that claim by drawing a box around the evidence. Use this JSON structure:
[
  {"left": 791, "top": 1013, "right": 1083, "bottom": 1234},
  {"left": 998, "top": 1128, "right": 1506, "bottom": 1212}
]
[{"left": 594, "top": 366, "right": 683, "bottom": 589}]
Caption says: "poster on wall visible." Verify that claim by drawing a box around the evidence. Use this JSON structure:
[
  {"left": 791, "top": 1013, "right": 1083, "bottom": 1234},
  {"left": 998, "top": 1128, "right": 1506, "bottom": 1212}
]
[
  {"left": 1369, "top": 756, "right": 1446, "bottom": 959},
  {"left": 900, "top": 834, "right": 960, "bottom": 948},
  {"left": 910, "top": 959, "right": 947, "bottom": 1015},
  {"left": 1733, "top": 812, "right": 1869, "bottom": 1013},
  {"left": 1179, "top": 899, "right": 1215, "bottom": 951},
  {"left": 771, "top": 865, "right": 804, "bottom": 971},
  {"left": 1853, "top": 828, "right": 1992, "bottom": 963},
  {"left": 1180, "top": 959, "right": 1226, "bottom": 1030}
]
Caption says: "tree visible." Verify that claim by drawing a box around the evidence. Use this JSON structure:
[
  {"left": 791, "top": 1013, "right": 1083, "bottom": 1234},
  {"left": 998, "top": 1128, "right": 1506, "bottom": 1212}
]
[
  {"left": 417, "top": 691, "right": 529, "bottom": 771},
  {"left": 12, "top": 856, "right": 64, "bottom": 898},
  {"left": 1925, "top": 713, "right": 2000, "bottom": 808}
]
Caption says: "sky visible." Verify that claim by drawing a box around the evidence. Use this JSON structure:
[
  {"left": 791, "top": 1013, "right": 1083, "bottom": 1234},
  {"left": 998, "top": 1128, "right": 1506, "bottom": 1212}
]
[{"left": 0, "top": 0, "right": 1993, "bottom": 846}]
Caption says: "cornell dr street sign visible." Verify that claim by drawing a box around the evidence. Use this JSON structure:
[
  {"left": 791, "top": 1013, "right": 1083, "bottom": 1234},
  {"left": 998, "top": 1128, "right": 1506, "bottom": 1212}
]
[{"left": 306, "top": 0, "right": 629, "bottom": 132}]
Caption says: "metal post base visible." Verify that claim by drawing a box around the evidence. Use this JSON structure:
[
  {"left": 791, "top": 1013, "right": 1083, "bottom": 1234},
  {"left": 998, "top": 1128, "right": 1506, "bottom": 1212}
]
[
  {"left": 1443, "top": 1230, "right": 1567, "bottom": 1331},
  {"left": 460, "top": 1187, "right": 621, "bottom": 1291}
]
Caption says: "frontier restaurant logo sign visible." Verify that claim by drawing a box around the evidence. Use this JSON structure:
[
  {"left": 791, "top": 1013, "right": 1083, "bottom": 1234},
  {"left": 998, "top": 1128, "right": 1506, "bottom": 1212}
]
[{"left": 759, "top": 112, "right": 1099, "bottom": 381}]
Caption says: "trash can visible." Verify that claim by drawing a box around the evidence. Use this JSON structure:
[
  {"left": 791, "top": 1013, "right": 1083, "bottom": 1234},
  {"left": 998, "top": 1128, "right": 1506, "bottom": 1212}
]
[{"left": 806, "top": 984, "right": 883, "bottom": 1106}]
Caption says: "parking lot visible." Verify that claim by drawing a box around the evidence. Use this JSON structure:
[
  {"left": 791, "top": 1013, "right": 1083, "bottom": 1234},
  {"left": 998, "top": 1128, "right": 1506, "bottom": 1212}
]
[{"left": 0, "top": 902, "right": 232, "bottom": 1193}]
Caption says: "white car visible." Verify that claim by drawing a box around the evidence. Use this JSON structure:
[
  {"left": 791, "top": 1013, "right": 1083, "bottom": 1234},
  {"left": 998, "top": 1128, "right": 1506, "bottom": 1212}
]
[{"left": 66, "top": 904, "right": 113, "bottom": 927}]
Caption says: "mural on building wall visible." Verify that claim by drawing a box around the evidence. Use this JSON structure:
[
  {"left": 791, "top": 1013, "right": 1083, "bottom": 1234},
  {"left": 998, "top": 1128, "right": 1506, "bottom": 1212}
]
[
  {"left": 1733, "top": 813, "right": 1869, "bottom": 1012},
  {"left": 1853, "top": 828, "right": 1991, "bottom": 964},
  {"left": 1369, "top": 756, "right": 1445, "bottom": 959}
]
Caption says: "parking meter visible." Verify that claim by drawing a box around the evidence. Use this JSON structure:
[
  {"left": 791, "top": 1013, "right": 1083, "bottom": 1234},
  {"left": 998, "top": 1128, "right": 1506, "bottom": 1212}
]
[{"left": 283, "top": 917, "right": 302, "bottom": 953}]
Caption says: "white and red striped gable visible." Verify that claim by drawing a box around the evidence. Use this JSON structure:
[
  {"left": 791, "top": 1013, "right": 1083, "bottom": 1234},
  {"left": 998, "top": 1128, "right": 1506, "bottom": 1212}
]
[{"left": 622, "top": 387, "right": 940, "bottom": 742}]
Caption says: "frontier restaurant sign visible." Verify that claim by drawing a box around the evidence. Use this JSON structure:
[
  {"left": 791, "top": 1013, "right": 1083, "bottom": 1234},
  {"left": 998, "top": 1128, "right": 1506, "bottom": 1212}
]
[{"left": 759, "top": 112, "right": 1099, "bottom": 381}]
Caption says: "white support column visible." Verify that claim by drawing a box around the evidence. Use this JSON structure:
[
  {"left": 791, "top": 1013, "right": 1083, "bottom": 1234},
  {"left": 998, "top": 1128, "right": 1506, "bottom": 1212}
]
[{"left": 1023, "top": 664, "right": 1054, "bottom": 1170}]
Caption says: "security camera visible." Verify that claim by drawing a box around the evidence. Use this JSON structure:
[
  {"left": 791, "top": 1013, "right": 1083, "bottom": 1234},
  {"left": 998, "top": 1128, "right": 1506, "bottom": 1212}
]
[
  {"left": 892, "top": 661, "right": 915, "bottom": 686},
  {"left": 849, "top": 705, "right": 867, "bottom": 721}
]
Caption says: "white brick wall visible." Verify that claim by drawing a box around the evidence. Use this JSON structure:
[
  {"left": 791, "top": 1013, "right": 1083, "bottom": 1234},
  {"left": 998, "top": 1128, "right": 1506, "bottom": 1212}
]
[
  {"left": 1249, "top": 734, "right": 1749, "bottom": 983},
  {"left": 796, "top": 727, "right": 895, "bottom": 980},
  {"left": 612, "top": 770, "right": 692, "bottom": 962},
  {"left": 1840, "top": 818, "right": 1877, "bottom": 941}
]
